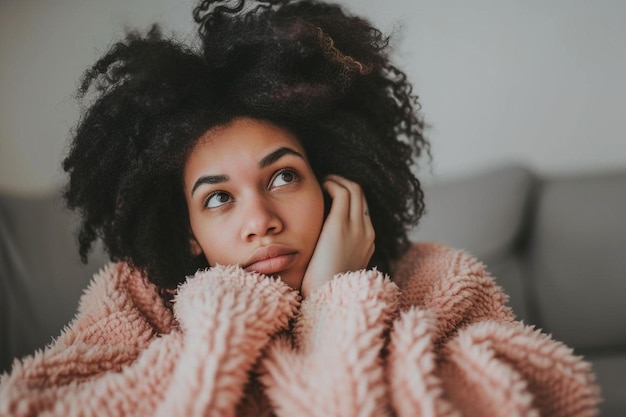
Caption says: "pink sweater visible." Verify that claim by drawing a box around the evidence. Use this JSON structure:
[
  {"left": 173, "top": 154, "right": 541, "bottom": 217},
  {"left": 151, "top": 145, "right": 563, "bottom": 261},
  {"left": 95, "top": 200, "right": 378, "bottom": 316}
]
[{"left": 0, "top": 243, "right": 600, "bottom": 416}]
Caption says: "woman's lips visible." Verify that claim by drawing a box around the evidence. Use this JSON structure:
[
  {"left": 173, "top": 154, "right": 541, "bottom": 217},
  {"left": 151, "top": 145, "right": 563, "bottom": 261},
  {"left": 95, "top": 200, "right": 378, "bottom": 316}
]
[{"left": 243, "top": 246, "right": 297, "bottom": 275}]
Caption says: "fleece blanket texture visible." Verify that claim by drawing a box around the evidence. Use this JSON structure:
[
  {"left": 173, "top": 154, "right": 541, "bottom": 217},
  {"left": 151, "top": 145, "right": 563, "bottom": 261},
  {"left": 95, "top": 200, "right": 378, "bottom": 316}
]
[{"left": 0, "top": 243, "right": 600, "bottom": 416}]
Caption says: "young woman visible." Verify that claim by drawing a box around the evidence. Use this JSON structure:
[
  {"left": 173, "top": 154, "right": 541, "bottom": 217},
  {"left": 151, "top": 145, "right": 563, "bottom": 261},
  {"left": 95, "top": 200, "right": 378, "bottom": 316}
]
[{"left": 0, "top": 1, "right": 599, "bottom": 416}]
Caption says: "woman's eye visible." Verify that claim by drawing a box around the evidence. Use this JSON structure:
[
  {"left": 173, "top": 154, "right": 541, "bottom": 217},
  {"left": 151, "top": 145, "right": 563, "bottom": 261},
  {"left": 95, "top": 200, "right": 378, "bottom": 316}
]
[
  {"left": 205, "top": 192, "right": 232, "bottom": 208},
  {"left": 271, "top": 169, "right": 299, "bottom": 188}
]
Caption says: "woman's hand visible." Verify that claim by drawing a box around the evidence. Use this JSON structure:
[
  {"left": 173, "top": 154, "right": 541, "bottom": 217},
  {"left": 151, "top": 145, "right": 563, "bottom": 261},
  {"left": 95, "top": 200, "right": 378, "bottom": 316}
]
[{"left": 300, "top": 175, "right": 375, "bottom": 297}]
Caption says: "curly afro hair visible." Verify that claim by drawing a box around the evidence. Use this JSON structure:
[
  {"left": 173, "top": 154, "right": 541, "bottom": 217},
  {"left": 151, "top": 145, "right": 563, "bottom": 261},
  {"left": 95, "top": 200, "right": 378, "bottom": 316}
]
[{"left": 63, "top": 0, "right": 429, "bottom": 289}]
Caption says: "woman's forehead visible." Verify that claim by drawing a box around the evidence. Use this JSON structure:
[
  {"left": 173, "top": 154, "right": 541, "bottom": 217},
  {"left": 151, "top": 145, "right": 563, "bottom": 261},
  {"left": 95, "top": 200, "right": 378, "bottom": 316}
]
[
  {"left": 197, "top": 118, "right": 304, "bottom": 151},
  {"left": 184, "top": 118, "right": 307, "bottom": 178}
]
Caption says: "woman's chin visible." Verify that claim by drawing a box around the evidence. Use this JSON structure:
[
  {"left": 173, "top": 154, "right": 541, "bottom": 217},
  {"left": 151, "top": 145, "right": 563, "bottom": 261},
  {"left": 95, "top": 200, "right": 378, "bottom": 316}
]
[{"left": 277, "top": 271, "right": 304, "bottom": 292}]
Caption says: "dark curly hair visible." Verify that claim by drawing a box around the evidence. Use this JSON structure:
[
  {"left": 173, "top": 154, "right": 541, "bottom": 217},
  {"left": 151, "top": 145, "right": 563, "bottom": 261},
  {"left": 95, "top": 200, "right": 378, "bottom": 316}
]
[{"left": 63, "top": 0, "right": 429, "bottom": 289}]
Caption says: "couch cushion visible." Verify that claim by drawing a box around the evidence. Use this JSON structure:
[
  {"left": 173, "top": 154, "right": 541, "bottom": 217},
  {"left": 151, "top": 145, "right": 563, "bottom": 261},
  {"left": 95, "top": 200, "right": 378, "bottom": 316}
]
[
  {"left": 529, "top": 170, "right": 626, "bottom": 350},
  {"left": 408, "top": 165, "right": 536, "bottom": 322},
  {"left": 409, "top": 165, "right": 535, "bottom": 258},
  {"left": 0, "top": 190, "right": 109, "bottom": 373},
  {"left": 587, "top": 353, "right": 626, "bottom": 417}
]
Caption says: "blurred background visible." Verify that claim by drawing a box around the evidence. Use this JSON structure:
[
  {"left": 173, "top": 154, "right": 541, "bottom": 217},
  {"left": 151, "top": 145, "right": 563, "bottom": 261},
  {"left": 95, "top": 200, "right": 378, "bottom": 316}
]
[{"left": 1, "top": 0, "right": 625, "bottom": 193}]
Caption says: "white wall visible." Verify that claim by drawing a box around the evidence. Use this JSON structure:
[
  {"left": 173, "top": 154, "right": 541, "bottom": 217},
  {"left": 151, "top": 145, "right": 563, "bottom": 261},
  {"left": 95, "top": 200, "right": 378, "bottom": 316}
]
[{"left": 1, "top": 0, "right": 625, "bottom": 194}]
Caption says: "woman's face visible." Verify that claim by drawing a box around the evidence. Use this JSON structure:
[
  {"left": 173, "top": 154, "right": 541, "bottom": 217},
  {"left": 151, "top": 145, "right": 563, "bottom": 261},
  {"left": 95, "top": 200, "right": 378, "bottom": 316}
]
[{"left": 183, "top": 117, "right": 325, "bottom": 290}]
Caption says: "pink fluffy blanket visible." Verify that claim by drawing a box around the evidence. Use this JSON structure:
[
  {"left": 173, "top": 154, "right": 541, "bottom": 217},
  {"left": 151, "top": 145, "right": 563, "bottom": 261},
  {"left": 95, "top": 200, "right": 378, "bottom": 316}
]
[{"left": 0, "top": 243, "right": 600, "bottom": 416}]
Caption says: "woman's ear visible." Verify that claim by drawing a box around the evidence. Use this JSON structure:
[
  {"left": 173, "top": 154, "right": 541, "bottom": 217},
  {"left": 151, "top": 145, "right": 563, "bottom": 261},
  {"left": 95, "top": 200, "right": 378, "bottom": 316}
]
[{"left": 189, "top": 234, "right": 203, "bottom": 256}]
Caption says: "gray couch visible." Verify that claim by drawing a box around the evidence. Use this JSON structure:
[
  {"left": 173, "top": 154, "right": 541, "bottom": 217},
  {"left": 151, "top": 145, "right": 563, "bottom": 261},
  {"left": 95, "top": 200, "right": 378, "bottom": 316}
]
[
  {"left": 1, "top": 165, "right": 625, "bottom": 416},
  {"left": 409, "top": 165, "right": 626, "bottom": 417}
]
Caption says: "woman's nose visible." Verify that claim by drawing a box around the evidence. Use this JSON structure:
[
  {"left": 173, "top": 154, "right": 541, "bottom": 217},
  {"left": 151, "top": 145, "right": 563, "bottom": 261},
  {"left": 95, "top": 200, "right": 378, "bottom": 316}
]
[{"left": 241, "top": 197, "right": 283, "bottom": 241}]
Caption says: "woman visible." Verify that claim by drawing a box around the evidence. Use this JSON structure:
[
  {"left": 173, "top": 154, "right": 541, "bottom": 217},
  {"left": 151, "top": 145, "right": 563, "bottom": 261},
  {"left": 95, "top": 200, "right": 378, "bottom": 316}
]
[{"left": 0, "top": 1, "right": 599, "bottom": 416}]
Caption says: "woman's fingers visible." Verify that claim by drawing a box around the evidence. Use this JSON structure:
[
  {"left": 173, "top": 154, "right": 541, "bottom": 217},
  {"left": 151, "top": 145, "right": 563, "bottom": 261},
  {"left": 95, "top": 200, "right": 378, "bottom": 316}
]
[
  {"left": 323, "top": 175, "right": 351, "bottom": 223},
  {"left": 325, "top": 175, "right": 375, "bottom": 246},
  {"left": 324, "top": 175, "right": 367, "bottom": 223},
  {"left": 301, "top": 175, "right": 375, "bottom": 297}
]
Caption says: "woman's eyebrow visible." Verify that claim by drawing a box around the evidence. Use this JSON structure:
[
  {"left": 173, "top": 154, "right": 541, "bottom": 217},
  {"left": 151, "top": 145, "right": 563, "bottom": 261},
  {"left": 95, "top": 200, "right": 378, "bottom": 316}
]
[
  {"left": 191, "top": 174, "right": 229, "bottom": 196},
  {"left": 259, "top": 147, "right": 304, "bottom": 168},
  {"left": 191, "top": 147, "right": 303, "bottom": 197}
]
